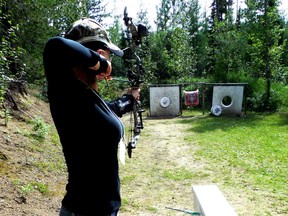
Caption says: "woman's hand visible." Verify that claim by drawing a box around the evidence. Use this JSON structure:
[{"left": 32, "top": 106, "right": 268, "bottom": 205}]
[
  {"left": 95, "top": 60, "right": 112, "bottom": 80},
  {"left": 88, "top": 54, "right": 112, "bottom": 80},
  {"left": 129, "top": 87, "right": 141, "bottom": 101}
]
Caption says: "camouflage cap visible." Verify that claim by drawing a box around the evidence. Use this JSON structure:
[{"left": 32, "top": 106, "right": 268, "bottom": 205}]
[{"left": 65, "top": 17, "right": 123, "bottom": 57}]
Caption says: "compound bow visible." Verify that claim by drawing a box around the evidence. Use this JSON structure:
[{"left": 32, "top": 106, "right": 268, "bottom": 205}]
[{"left": 123, "top": 6, "right": 148, "bottom": 158}]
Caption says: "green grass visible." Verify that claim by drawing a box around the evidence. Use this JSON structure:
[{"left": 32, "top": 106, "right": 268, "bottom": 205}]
[
  {"left": 179, "top": 110, "right": 288, "bottom": 214},
  {"left": 118, "top": 110, "right": 288, "bottom": 215}
]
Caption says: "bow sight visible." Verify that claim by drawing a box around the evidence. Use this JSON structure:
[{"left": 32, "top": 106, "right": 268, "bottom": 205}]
[
  {"left": 123, "top": 6, "right": 148, "bottom": 158},
  {"left": 123, "top": 6, "right": 148, "bottom": 46}
]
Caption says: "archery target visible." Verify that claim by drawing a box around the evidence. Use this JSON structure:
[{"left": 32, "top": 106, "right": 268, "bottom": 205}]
[
  {"left": 149, "top": 84, "right": 181, "bottom": 117},
  {"left": 212, "top": 85, "right": 244, "bottom": 115},
  {"left": 211, "top": 105, "right": 222, "bottom": 116},
  {"left": 160, "top": 97, "right": 171, "bottom": 108}
]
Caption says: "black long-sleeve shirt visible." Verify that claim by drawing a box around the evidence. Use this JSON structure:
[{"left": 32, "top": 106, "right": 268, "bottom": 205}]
[{"left": 43, "top": 36, "right": 133, "bottom": 215}]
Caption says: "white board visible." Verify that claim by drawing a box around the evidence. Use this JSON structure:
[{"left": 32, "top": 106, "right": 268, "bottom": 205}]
[{"left": 149, "top": 84, "right": 181, "bottom": 117}]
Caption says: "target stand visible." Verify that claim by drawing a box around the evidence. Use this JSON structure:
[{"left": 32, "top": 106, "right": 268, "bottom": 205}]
[
  {"left": 211, "top": 83, "right": 247, "bottom": 116},
  {"left": 149, "top": 84, "right": 181, "bottom": 117}
]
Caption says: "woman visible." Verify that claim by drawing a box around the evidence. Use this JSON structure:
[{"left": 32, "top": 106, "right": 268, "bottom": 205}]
[{"left": 43, "top": 17, "right": 140, "bottom": 216}]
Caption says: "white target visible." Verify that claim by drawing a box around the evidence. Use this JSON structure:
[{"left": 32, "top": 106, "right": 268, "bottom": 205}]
[
  {"left": 149, "top": 84, "right": 181, "bottom": 117},
  {"left": 160, "top": 97, "right": 171, "bottom": 108}
]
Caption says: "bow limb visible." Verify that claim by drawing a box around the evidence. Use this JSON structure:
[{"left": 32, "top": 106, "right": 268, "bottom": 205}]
[{"left": 127, "top": 99, "right": 144, "bottom": 158}]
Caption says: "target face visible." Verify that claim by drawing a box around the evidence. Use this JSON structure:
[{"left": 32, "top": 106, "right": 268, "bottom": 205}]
[
  {"left": 160, "top": 97, "right": 171, "bottom": 108},
  {"left": 211, "top": 105, "right": 222, "bottom": 116}
]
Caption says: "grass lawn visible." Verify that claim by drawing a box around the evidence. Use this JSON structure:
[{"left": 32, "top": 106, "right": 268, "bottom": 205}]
[{"left": 120, "top": 110, "right": 288, "bottom": 215}]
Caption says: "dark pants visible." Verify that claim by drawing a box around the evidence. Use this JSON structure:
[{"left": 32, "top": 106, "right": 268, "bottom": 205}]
[{"left": 59, "top": 206, "right": 119, "bottom": 216}]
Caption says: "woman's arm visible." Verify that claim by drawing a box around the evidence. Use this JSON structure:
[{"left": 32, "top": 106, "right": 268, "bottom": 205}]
[
  {"left": 107, "top": 88, "right": 141, "bottom": 117},
  {"left": 107, "top": 94, "right": 134, "bottom": 117},
  {"left": 44, "top": 37, "right": 101, "bottom": 68}
]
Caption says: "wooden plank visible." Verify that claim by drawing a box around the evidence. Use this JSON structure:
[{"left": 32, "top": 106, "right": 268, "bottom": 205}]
[{"left": 192, "top": 185, "right": 238, "bottom": 216}]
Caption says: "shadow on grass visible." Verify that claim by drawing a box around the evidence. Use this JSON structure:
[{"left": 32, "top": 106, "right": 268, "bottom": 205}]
[
  {"left": 144, "top": 109, "right": 288, "bottom": 133},
  {"left": 176, "top": 112, "right": 275, "bottom": 133},
  {"left": 277, "top": 112, "right": 288, "bottom": 126}
]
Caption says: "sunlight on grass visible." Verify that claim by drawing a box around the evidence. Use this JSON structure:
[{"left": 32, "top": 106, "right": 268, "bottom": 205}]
[
  {"left": 180, "top": 111, "right": 288, "bottom": 214},
  {"left": 163, "top": 168, "right": 195, "bottom": 181}
]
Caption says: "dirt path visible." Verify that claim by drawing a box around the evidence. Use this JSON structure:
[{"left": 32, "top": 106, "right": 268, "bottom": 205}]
[{"left": 119, "top": 115, "right": 203, "bottom": 216}]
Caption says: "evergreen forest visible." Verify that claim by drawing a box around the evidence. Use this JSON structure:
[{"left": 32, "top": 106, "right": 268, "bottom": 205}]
[{"left": 1, "top": 0, "right": 288, "bottom": 113}]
